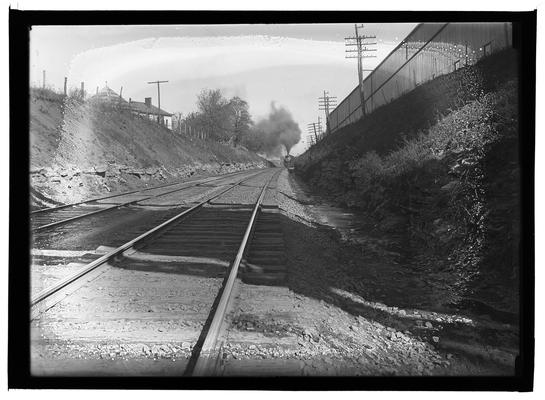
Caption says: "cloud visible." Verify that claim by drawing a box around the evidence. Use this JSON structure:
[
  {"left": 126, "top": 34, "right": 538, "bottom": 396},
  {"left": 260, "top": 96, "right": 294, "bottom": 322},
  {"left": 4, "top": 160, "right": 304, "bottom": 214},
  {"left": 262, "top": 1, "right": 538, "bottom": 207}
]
[{"left": 66, "top": 36, "right": 353, "bottom": 90}]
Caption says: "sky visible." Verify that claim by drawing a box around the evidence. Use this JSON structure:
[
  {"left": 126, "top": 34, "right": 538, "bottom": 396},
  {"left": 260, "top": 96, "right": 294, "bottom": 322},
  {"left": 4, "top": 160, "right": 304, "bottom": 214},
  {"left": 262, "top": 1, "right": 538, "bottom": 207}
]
[{"left": 30, "top": 23, "right": 417, "bottom": 155}]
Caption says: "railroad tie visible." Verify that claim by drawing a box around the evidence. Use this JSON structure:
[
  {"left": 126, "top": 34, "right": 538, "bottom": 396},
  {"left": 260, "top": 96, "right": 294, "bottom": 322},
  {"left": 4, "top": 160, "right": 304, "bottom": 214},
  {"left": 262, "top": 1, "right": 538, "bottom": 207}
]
[{"left": 241, "top": 209, "right": 286, "bottom": 285}]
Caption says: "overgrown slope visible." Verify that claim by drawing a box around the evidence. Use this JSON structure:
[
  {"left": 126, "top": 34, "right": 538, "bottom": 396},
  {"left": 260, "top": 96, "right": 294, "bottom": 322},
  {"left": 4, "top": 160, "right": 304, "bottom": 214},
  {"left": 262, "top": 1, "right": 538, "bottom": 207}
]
[
  {"left": 30, "top": 90, "right": 267, "bottom": 206},
  {"left": 295, "top": 49, "right": 521, "bottom": 319}
]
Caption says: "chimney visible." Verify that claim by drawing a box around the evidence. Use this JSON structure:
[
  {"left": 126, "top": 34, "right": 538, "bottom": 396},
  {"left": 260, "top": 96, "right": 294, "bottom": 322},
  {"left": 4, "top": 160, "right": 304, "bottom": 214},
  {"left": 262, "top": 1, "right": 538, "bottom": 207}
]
[{"left": 145, "top": 97, "right": 152, "bottom": 107}]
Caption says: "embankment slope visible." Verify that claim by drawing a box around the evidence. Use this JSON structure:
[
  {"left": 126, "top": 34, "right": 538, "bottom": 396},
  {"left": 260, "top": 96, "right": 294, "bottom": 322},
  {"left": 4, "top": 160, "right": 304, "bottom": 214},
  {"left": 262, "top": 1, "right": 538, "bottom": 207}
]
[
  {"left": 30, "top": 90, "right": 267, "bottom": 206},
  {"left": 295, "top": 49, "right": 521, "bottom": 319}
]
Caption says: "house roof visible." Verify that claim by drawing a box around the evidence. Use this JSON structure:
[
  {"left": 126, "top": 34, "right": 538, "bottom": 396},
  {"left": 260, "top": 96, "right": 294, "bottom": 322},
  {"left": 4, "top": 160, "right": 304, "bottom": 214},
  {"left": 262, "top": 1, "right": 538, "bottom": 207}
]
[
  {"left": 89, "top": 85, "right": 172, "bottom": 116},
  {"left": 128, "top": 101, "right": 172, "bottom": 117},
  {"left": 91, "top": 86, "right": 128, "bottom": 104}
]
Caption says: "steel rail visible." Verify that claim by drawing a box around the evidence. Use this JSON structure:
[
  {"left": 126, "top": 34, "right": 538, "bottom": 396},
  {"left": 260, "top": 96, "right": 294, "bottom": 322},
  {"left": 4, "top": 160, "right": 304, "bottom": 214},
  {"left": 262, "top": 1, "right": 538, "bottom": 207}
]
[
  {"left": 190, "top": 170, "right": 279, "bottom": 376},
  {"left": 31, "top": 168, "right": 252, "bottom": 215},
  {"left": 30, "top": 169, "right": 274, "bottom": 310},
  {"left": 32, "top": 170, "right": 253, "bottom": 232}
]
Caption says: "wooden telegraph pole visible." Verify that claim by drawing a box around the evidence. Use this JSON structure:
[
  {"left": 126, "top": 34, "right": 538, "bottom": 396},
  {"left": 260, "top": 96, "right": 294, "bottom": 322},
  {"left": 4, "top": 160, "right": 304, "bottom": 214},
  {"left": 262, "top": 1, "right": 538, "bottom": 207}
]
[
  {"left": 345, "top": 24, "right": 377, "bottom": 117},
  {"left": 147, "top": 80, "right": 169, "bottom": 124},
  {"left": 317, "top": 116, "right": 323, "bottom": 140},
  {"left": 307, "top": 123, "right": 318, "bottom": 144},
  {"left": 318, "top": 91, "right": 337, "bottom": 135}
]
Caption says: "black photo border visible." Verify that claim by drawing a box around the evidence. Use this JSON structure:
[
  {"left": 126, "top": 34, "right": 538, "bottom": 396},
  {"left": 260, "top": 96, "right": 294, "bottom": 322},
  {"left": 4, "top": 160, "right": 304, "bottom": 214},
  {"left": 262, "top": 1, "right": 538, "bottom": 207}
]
[{"left": 8, "top": 9, "right": 536, "bottom": 391}]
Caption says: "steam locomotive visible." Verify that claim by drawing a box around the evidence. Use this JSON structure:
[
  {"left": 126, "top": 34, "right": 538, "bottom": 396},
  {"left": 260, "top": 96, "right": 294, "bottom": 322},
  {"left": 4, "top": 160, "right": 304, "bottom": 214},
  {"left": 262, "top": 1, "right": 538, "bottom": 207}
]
[{"left": 283, "top": 155, "right": 295, "bottom": 172}]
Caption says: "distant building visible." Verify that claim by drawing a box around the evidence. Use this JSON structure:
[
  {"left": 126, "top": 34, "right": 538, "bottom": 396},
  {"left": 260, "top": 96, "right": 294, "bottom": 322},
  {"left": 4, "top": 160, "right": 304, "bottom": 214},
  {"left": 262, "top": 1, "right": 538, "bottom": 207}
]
[
  {"left": 128, "top": 97, "right": 173, "bottom": 130},
  {"left": 90, "top": 85, "right": 173, "bottom": 130},
  {"left": 90, "top": 85, "right": 127, "bottom": 106}
]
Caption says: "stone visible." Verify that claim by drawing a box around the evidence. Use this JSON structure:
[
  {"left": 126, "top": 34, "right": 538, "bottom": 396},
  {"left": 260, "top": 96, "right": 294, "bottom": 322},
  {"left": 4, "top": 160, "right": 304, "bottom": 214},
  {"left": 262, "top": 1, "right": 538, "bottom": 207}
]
[
  {"left": 425, "top": 322, "right": 433, "bottom": 329},
  {"left": 440, "top": 180, "right": 461, "bottom": 192},
  {"left": 432, "top": 336, "right": 440, "bottom": 343}
]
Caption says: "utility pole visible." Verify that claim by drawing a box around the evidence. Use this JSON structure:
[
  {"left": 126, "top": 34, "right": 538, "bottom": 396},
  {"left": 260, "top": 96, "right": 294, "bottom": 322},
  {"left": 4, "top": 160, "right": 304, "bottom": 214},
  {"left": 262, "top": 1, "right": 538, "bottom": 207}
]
[
  {"left": 176, "top": 112, "right": 183, "bottom": 135},
  {"left": 147, "top": 80, "right": 169, "bottom": 124},
  {"left": 345, "top": 24, "right": 377, "bottom": 116},
  {"left": 307, "top": 123, "right": 319, "bottom": 144},
  {"left": 318, "top": 91, "right": 337, "bottom": 135},
  {"left": 306, "top": 132, "right": 316, "bottom": 147}
]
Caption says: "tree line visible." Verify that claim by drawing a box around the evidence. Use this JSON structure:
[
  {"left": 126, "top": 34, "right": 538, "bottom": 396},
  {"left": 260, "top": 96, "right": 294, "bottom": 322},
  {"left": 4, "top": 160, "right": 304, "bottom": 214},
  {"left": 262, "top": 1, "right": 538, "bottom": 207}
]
[{"left": 173, "top": 89, "right": 301, "bottom": 156}]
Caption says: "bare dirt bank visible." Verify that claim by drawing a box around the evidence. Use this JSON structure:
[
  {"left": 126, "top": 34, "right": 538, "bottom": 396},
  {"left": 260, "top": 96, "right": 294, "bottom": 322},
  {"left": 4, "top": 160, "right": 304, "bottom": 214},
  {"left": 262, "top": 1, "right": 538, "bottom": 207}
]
[{"left": 30, "top": 89, "right": 268, "bottom": 206}]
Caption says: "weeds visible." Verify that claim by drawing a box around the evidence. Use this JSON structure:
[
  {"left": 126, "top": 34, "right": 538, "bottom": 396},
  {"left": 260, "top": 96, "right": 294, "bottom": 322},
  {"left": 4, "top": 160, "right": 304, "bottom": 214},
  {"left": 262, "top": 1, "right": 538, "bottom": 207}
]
[{"left": 300, "top": 77, "right": 520, "bottom": 316}]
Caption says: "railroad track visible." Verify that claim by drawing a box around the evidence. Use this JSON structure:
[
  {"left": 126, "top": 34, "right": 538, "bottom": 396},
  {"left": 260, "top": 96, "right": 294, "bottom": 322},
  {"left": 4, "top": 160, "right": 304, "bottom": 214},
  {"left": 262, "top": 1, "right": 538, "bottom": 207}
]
[
  {"left": 31, "top": 168, "right": 272, "bottom": 313},
  {"left": 31, "top": 168, "right": 287, "bottom": 376},
  {"left": 187, "top": 171, "right": 284, "bottom": 376},
  {"left": 30, "top": 169, "right": 255, "bottom": 232}
]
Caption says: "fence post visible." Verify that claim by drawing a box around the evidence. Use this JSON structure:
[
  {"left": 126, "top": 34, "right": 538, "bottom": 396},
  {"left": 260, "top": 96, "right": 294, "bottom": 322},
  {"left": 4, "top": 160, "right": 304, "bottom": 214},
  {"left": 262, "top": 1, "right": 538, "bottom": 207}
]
[{"left": 64, "top": 77, "right": 67, "bottom": 96}]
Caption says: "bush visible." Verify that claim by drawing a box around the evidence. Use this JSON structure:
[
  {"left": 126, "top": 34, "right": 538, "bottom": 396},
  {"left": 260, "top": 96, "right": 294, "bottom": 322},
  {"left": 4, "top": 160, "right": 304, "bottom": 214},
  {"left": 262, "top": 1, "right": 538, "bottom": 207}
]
[
  {"left": 31, "top": 86, "right": 64, "bottom": 102},
  {"left": 299, "top": 78, "right": 520, "bottom": 314}
]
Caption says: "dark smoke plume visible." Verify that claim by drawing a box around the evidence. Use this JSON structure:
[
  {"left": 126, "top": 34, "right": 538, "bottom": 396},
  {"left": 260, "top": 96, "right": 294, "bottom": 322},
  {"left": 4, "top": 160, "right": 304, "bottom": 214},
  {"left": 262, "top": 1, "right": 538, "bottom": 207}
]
[{"left": 254, "top": 102, "right": 301, "bottom": 156}]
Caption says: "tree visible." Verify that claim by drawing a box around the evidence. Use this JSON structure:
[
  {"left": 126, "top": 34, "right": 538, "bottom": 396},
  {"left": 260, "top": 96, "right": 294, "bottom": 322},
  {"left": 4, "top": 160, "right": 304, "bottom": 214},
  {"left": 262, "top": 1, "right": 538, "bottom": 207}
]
[
  {"left": 228, "top": 96, "right": 252, "bottom": 146},
  {"left": 196, "top": 89, "right": 231, "bottom": 141}
]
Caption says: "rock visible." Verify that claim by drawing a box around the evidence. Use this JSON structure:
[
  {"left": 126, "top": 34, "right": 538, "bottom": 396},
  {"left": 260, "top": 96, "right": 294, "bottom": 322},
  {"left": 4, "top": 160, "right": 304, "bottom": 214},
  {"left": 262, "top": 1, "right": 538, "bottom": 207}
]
[
  {"left": 425, "top": 322, "right": 433, "bottom": 329},
  {"left": 432, "top": 336, "right": 440, "bottom": 343},
  {"left": 94, "top": 164, "right": 108, "bottom": 174},
  {"left": 181, "top": 342, "right": 191, "bottom": 350},
  {"left": 440, "top": 180, "right": 461, "bottom": 192},
  {"left": 461, "top": 158, "right": 477, "bottom": 166}
]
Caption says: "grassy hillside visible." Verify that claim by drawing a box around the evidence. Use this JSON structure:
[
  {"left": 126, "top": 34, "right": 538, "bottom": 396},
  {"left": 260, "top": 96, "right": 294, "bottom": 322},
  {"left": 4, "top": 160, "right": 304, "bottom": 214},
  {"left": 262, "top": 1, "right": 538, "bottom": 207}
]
[
  {"left": 295, "top": 49, "right": 521, "bottom": 319},
  {"left": 30, "top": 90, "right": 267, "bottom": 205}
]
